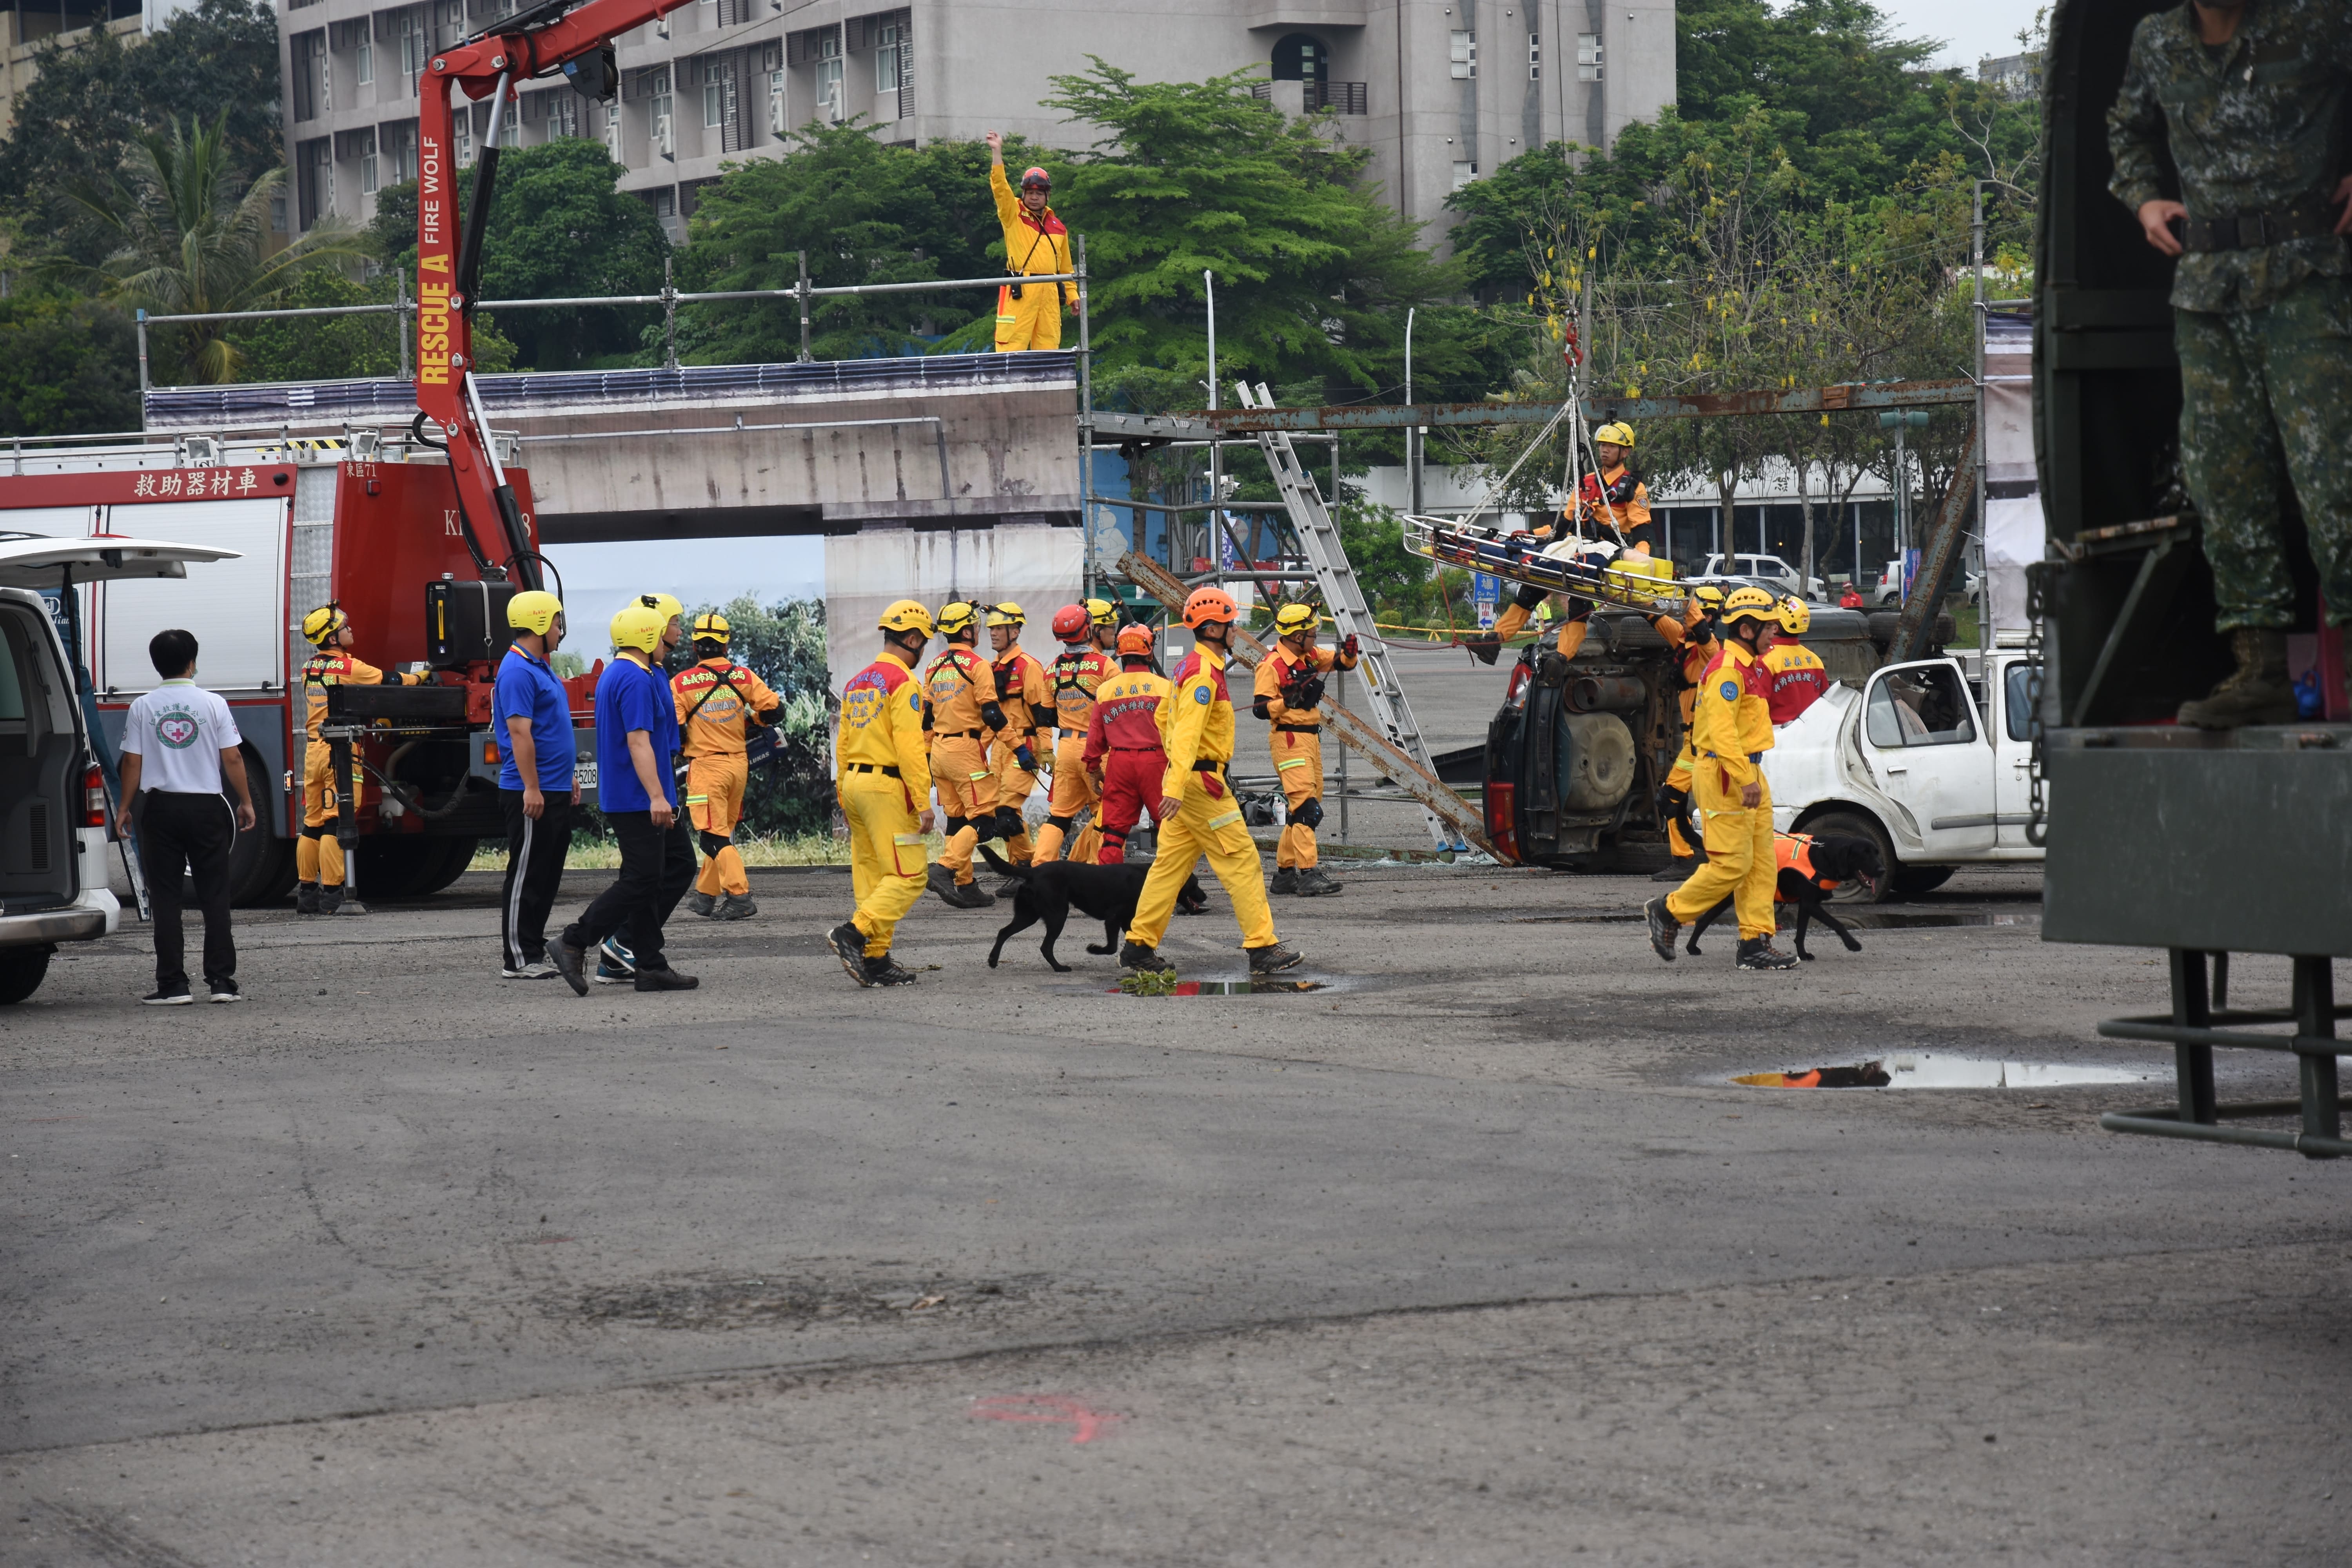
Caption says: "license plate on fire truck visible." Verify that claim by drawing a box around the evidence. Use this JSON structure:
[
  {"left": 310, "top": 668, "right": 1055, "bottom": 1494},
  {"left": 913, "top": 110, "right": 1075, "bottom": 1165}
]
[{"left": 574, "top": 762, "right": 596, "bottom": 791}]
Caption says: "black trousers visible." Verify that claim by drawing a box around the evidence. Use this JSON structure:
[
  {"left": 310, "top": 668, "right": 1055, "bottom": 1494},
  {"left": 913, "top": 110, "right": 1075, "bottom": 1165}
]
[
  {"left": 137, "top": 790, "right": 236, "bottom": 991},
  {"left": 562, "top": 810, "right": 695, "bottom": 973},
  {"left": 499, "top": 789, "right": 573, "bottom": 969}
]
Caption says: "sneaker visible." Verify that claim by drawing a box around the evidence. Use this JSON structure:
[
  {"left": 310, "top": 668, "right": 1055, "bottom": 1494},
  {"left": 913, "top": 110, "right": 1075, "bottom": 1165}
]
[
  {"left": 142, "top": 986, "right": 193, "bottom": 1006},
  {"left": 864, "top": 955, "right": 919, "bottom": 987},
  {"left": 1268, "top": 867, "right": 1299, "bottom": 897},
  {"left": 597, "top": 936, "right": 637, "bottom": 977},
  {"left": 1644, "top": 896, "right": 1680, "bottom": 963},
  {"left": 827, "top": 921, "right": 873, "bottom": 986},
  {"left": 594, "top": 960, "right": 634, "bottom": 985},
  {"left": 633, "top": 965, "right": 700, "bottom": 992},
  {"left": 1736, "top": 937, "right": 1800, "bottom": 972},
  {"left": 206, "top": 978, "right": 241, "bottom": 1003},
  {"left": 1651, "top": 858, "right": 1697, "bottom": 883},
  {"left": 550, "top": 940, "right": 591, "bottom": 997},
  {"left": 1294, "top": 868, "right": 1343, "bottom": 897},
  {"left": 1118, "top": 940, "right": 1172, "bottom": 976},
  {"left": 711, "top": 893, "right": 757, "bottom": 920},
  {"left": 295, "top": 881, "right": 321, "bottom": 916},
  {"left": 1247, "top": 941, "right": 1305, "bottom": 975},
  {"left": 685, "top": 890, "right": 718, "bottom": 918},
  {"left": 501, "top": 961, "right": 559, "bottom": 980}
]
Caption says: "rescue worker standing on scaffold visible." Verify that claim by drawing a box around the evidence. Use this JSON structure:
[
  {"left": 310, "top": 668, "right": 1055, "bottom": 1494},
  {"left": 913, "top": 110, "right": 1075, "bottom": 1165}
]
[
  {"left": 984, "top": 130, "right": 1077, "bottom": 353},
  {"left": 671, "top": 612, "right": 784, "bottom": 922},
  {"left": 295, "top": 603, "right": 424, "bottom": 916},
  {"left": 825, "top": 601, "right": 936, "bottom": 988},
  {"left": 1467, "top": 422, "right": 1666, "bottom": 666},
  {"left": 1252, "top": 603, "right": 1359, "bottom": 897},
  {"left": 1030, "top": 601, "right": 1118, "bottom": 867}
]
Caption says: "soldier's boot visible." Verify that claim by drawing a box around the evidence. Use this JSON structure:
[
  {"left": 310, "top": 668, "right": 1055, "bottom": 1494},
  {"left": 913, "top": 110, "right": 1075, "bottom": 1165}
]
[
  {"left": 685, "top": 890, "right": 718, "bottom": 918},
  {"left": 1295, "top": 867, "right": 1343, "bottom": 897},
  {"left": 295, "top": 881, "right": 321, "bottom": 916},
  {"left": 1651, "top": 857, "right": 1698, "bottom": 883},
  {"left": 1268, "top": 867, "right": 1299, "bottom": 897},
  {"left": 1463, "top": 633, "right": 1501, "bottom": 666},
  {"left": 2178, "top": 629, "right": 2296, "bottom": 730}
]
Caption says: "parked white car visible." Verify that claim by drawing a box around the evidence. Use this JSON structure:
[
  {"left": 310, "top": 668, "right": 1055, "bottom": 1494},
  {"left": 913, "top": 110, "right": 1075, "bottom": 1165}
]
[
  {"left": 1760, "top": 650, "right": 2043, "bottom": 900},
  {"left": 1866, "top": 559, "right": 1985, "bottom": 606},
  {"left": 1695, "top": 552, "right": 1827, "bottom": 601}
]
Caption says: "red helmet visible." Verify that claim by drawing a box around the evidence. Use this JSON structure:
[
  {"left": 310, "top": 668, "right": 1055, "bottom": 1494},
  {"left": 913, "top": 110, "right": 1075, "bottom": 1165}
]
[
  {"left": 1051, "top": 604, "right": 1089, "bottom": 640},
  {"left": 1020, "top": 166, "right": 1051, "bottom": 191},
  {"left": 1117, "top": 623, "right": 1154, "bottom": 656},
  {"left": 1181, "top": 587, "right": 1238, "bottom": 629}
]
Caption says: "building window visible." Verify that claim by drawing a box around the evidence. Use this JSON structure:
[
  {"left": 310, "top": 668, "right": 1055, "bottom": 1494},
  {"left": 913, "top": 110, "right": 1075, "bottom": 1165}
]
[
  {"left": 454, "top": 104, "right": 473, "bottom": 165},
  {"left": 359, "top": 127, "right": 380, "bottom": 194},
  {"left": 649, "top": 67, "right": 675, "bottom": 158},
  {"left": 1452, "top": 160, "right": 1477, "bottom": 190},
  {"left": 1450, "top": 30, "right": 1475, "bottom": 80},
  {"left": 653, "top": 186, "right": 681, "bottom": 245},
  {"left": 356, "top": 29, "right": 373, "bottom": 85},
  {"left": 1528, "top": 33, "right": 1539, "bottom": 79},
  {"left": 549, "top": 92, "right": 579, "bottom": 138},
  {"left": 1577, "top": 33, "right": 1603, "bottom": 81},
  {"left": 875, "top": 20, "right": 902, "bottom": 93},
  {"left": 604, "top": 100, "right": 623, "bottom": 161},
  {"left": 400, "top": 11, "right": 427, "bottom": 94},
  {"left": 769, "top": 63, "right": 788, "bottom": 133},
  {"left": 814, "top": 30, "right": 843, "bottom": 122},
  {"left": 1272, "top": 33, "right": 1326, "bottom": 85},
  {"left": 703, "top": 59, "right": 726, "bottom": 129}
]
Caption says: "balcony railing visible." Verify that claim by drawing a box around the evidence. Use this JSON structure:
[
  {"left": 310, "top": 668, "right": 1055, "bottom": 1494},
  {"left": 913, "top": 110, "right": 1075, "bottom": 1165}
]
[{"left": 1249, "top": 80, "right": 1368, "bottom": 115}]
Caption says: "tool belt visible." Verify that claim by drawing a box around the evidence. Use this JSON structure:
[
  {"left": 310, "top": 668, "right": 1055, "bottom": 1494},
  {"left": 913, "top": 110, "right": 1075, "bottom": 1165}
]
[
  {"left": 1274, "top": 722, "right": 1320, "bottom": 733},
  {"left": 2183, "top": 198, "right": 2341, "bottom": 253},
  {"left": 845, "top": 762, "right": 902, "bottom": 777}
]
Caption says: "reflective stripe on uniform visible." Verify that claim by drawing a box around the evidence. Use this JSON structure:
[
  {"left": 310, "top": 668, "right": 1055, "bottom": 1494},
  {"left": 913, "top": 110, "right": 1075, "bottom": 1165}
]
[
  {"left": 1206, "top": 809, "right": 1243, "bottom": 830},
  {"left": 1276, "top": 758, "right": 1309, "bottom": 770},
  {"left": 893, "top": 833, "right": 923, "bottom": 846}
]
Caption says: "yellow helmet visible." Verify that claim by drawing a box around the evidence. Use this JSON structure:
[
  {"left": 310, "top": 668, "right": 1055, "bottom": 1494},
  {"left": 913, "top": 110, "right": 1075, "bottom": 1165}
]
[
  {"left": 610, "top": 603, "right": 669, "bottom": 655},
  {"left": 1272, "top": 602, "right": 1319, "bottom": 635},
  {"left": 1776, "top": 595, "right": 1811, "bottom": 635},
  {"left": 986, "top": 601, "right": 1026, "bottom": 629},
  {"left": 936, "top": 600, "right": 979, "bottom": 637},
  {"left": 1593, "top": 421, "right": 1636, "bottom": 451},
  {"left": 1720, "top": 585, "right": 1779, "bottom": 627},
  {"left": 1085, "top": 597, "right": 1118, "bottom": 628},
  {"left": 691, "top": 611, "right": 731, "bottom": 644},
  {"left": 639, "top": 592, "right": 683, "bottom": 633},
  {"left": 507, "top": 590, "right": 563, "bottom": 637},
  {"left": 300, "top": 603, "right": 348, "bottom": 645},
  {"left": 1691, "top": 584, "right": 1727, "bottom": 610},
  {"left": 878, "top": 599, "right": 935, "bottom": 637}
]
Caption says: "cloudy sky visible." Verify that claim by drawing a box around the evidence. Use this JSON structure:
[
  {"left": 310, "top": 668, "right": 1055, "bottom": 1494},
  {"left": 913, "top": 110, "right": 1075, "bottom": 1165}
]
[{"left": 1874, "top": 0, "right": 2047, "bottom": 70}]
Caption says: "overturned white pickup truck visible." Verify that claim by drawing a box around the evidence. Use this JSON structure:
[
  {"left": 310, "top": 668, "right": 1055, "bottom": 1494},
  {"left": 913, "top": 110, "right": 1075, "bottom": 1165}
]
[{"left": 1762, "top": 649, "right": 2044, "bottom": 900}]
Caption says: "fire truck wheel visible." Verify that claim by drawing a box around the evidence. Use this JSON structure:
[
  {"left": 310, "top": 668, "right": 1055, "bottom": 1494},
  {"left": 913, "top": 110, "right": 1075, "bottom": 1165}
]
[{"left": 226, "top": 745, "right": 298, "bottom": 907}]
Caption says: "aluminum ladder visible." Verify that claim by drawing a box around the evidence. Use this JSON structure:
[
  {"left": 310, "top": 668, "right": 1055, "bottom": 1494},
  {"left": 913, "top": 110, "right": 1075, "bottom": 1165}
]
[{"left": 1233, "top": 380, "right": 1463, "bottom": 851}]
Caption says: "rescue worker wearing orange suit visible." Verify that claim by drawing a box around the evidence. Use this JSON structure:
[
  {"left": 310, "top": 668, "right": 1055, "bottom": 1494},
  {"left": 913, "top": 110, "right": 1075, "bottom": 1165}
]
[
  {"left": 982, "top": 602, "right": 1051, "bottom": 879},
  {"left": 670, "top": 612, "right": 784, "bottom": 922},
  {"left": 984, "top": 131, "right": 1076, "bottom": 353},
  {"left": 1251, "top": 602, "right": 1359, "bottom": 898},
  {"left": 1644, "top": 586, "right": 1798, "bottom": 971},
  {"left": 824, "top": 601, "right": 936, "bottom": 987},
  {"left": 1760, "top": 595, "right": 1829, "bottom": 726},
  {"left": 295, "top": 603, "right": 423, "bottom": 917},
  {"left": 1468, "top": 422, "right": 1662, "bottom": 665},
  {"left": 1030, "top": 600, "right": 1118, "bottom": 866},
  {"left": 1652, "top": 585, "right": 1726, "bottom": 884},
  {"left": 1085, "top": 622, "right": 1171, "bottom": 864},
  {"left": 921, "top": 601, "right": 1004, "bottom": 909},
  {"left": 1119, "top": 589, "right": 1304, "bottom": 979}
]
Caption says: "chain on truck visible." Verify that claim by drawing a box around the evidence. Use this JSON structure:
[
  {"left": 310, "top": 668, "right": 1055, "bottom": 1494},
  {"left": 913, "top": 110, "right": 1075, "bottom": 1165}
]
[{"left": 0, "top": 0, "right": 697, "bottom": 906}]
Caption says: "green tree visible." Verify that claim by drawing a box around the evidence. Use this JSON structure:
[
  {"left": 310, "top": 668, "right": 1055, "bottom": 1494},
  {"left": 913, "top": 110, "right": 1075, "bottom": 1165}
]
[
  {"left": 0, "top": 289, "right": 142, "bottom": 436},
  {"left": 60, "top": 113, "right": 363, "bottom": 384},
  {"left": 0, "top": 0, "right": 281, "bottom": 266},
  {"left": 370, "top": 139, "right": 669, "bottom": 370},
  {"left": 683, "top": 595, "right": 834, "bottom": 838},
  {"left": 225, "top": 264, "right": 517, "bottom": 383}
]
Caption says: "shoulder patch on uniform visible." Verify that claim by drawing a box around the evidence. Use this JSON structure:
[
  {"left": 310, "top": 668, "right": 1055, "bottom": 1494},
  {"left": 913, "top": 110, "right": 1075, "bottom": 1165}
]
[
  {"left": 1194, "top": 686, "right": 1212, "bottom": 704},
  {"left": 1719, "top": 681, "right": 1740, "bottom": 701}
]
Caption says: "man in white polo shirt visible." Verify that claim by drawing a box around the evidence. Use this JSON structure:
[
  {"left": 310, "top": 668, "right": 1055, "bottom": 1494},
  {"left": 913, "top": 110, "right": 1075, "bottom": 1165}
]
[{"left": 116, "top": 629, "right": 256, "bottom": 1005}]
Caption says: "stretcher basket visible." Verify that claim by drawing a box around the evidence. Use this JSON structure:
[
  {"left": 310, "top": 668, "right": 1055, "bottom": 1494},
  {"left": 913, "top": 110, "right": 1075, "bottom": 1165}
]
[{"left": 1400, "top": 514, "right": 1691, "bottom": 615}]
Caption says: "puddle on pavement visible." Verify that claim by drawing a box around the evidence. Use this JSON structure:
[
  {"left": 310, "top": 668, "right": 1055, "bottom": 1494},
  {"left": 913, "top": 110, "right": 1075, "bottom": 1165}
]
[
  {"left": 1734, "top": 1051, "right": 2162, "bottom": 1090},
  {"left": 1105, "top": 978, "right": 1328, "bottom": 996},
  {"left": 1836, "top": 909, "right": 2039, "bottom": 929}
]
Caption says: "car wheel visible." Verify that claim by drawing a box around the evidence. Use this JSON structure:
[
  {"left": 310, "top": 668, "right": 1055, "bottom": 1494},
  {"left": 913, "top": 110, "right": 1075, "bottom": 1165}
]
[
  {"left": 0, "top": 946, "right": 51, "bottom": 1005},
  {"left": 1893, "top": 865, "right": 1955, "bottom": 896},
  {"left": 1799, "top": 809, "right": 1897, "bottom": 904}
]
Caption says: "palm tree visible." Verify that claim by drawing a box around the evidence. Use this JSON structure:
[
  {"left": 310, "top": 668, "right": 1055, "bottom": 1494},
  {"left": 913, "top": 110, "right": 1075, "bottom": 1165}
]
[{"left": 63, "top": 113, "right": 367, "bottom": 384}]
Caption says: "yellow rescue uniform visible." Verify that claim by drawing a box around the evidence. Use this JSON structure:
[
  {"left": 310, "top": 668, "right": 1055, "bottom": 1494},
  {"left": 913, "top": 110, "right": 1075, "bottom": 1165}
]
[
  {"left": 1128, "top": 643, "right": 1279, "bottom": 953},
  {"left": 987, "top": 646, "right": 1051, "bottom": 864},
  {"left": 1662, "top": 617, "right": 1718, "bottom": 859},
  {"left": 835, "top": 649, "right": 934, "bottom": 958},
  {"left": 990, "top": 164, "right": 1077, "bottom": 352},
  {"left": 1032, "top": 643, "right": 1115, "bottom": 866},
  {"left": 1665, "top": 643, "right": 1778, "bottom": 940},
  {"left": 923, "top": 643, "right": 998, "bottom": 885},
  {"left": 297, "top": 649, "right": 419, "bottom": 888},
  {"left": 1252, "top": 640, "right": 1359, "bottom": 871},
  {"left": 671, "top": 656, "right": 783, "bottom": 898},
  {"left": 1489, "top": 464, "right": 1658, "bottom": 652}
]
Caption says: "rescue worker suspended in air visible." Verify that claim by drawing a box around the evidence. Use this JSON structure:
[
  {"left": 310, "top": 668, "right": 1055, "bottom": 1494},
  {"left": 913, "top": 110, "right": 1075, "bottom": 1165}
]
[
  {"left": 983, "top": 602, "right": 1051, "bottom": 886},
  {"left": 1760, "top": 596, "right": 1829, "bottom": 726},
  {"left": 1652, "top": 584, "right": 1727, "bottom": 883},
  {"left": 826, "top": 601, "right": 938, "bottom": 988},
  {"left": 1467, "top": 422, "right": 1668, "bottom": 666},
  {"left": 1120, "top": 588, "right": 1305, "bottom": 978},
  {"left": 1029, "top": 600, "right": 1119, "bottom": 867},
  {"left": 922, "top": 601, "right": 1004, "bottom": 909},
  {"left": 1085, "top": 622, "right": 1172, "bottom": 865},
  {"left": 295, "top": 603, "right": 424, "bottom": 916},
  {"left": 984, "top": 131, "right": 1078, "bottom": 353},
  {"left": 1252, "top": 602, "right": 1359, "bottom": 897},
  {"left": 671, "top": 612, "right": 785, "bottom": 922},
  {"left": 1645, "top": 586, "right": 1800, "bottom": 972}
]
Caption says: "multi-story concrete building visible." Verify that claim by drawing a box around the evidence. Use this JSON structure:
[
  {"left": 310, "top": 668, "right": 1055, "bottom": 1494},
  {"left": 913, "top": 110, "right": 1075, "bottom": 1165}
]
[
  {"left": 3, "top": 0, "right": 192, "bottom": 143},
  {"left": 279, "top": 0, "right": 1672, "bottom": 248}
]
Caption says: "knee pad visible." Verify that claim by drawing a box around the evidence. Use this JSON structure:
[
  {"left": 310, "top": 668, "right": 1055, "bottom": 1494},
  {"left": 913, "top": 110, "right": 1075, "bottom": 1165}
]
[
  {"left": 944, "top": 815, "right": 969, "bottom": 837},
  {"left": 990, "top": 808, "right": 1025, "bottom": 841},
  {"left": 300, "top": 824, "right": 325, "bottom": 840},
  {"left": 1290, "top": 797, "right": 1325, "bottom": 829},
  {"left": 1514, "top": 581, "right": 1547, "bottom": 611},
  {"left": 1046, "top": 813, "right": 1076, "bottom": 834},
  {"left": 1100, "top": 826, "right": 1128, "bottom": 844},
  {"left": 698, "top": 830, "right": 731, "bottom": 859}
]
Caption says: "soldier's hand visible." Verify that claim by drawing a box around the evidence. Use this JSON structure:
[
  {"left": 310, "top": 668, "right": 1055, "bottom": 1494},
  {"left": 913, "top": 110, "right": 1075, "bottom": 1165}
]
[
  {"left": 2137, "top": 199, "right": 2187, "bottom": 257},
  {"left": 1740, "top": 782, "right": 1762, "bottom": 809},
  {"left": 522, "top": 785, "right": 545, "bottom": 820}
]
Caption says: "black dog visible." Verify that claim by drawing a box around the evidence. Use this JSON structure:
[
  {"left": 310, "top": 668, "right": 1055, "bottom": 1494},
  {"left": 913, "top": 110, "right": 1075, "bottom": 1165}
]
[
  {"left": 979, "top": 845, "right": 1209, "bottom": 971},
  {"left": 1684, "top": 834, "right": 1884, "bottom": 960}
]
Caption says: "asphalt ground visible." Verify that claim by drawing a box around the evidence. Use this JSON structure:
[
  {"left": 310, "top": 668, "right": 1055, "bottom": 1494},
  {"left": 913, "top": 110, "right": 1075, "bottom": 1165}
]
[{"left": 5, "top": 652, "right": 2348, "bottom": 1564}]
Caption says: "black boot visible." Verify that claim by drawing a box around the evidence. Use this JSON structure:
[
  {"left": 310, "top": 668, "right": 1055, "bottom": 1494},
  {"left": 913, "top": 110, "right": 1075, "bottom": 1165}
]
[
  {"left": 2177, "top": 628, "right": 2296, "bottom": 729},
  {"left": 1464, "top": 633, "right": 1501, "bottom": 666},
  {"left": 295, "top": 881, "right": 321, "bottom": 915}
]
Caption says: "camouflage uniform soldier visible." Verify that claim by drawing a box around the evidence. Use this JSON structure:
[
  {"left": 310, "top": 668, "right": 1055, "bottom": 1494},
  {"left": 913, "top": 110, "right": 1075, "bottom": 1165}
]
[{"left": 2107, "top": 0, "right": 2352, "bottom": 727}]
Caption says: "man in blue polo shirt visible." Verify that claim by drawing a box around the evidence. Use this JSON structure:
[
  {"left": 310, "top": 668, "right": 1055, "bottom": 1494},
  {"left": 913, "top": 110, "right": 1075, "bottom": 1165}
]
[
  {"left": 552, "top": 601, "right": 699, "bottom": 995},
  {"left": 492, "top": 591, "right": 579, "bottom": 980}
]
